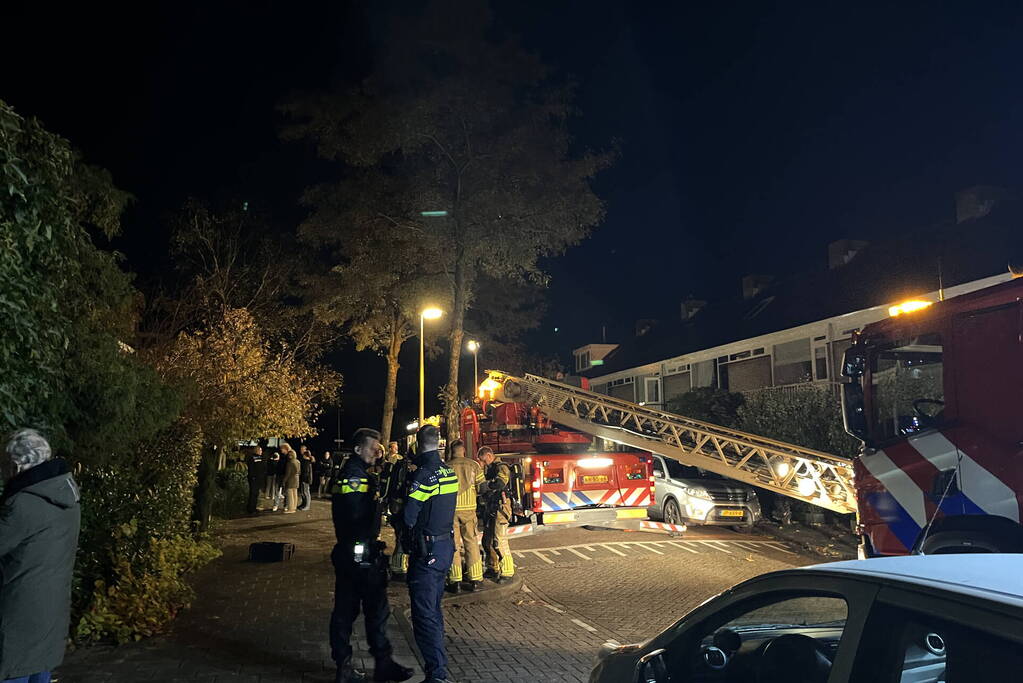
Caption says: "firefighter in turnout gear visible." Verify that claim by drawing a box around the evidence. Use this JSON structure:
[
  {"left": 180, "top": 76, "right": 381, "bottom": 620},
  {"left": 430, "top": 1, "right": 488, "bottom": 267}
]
[
  {"left": 329, "top": 428, "right": 414, "bottom": 683},
  {"left": 444, "top": 439, "right": 485, "bottom": 593},
  {"left": 400, "top": 425, "right": 458, "bottom": 683},
  {"left": 380, "top": 453, "right": 412, "bottom": 577},
  {"left": 478, "top": 446, "right": 515, "bottom": 582}
]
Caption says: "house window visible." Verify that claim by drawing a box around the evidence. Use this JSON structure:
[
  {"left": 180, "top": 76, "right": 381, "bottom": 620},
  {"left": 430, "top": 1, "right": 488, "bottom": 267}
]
[
  {"left": 645, "top": 378, "right": 660, "bottom": 404},
  {"left": 576, "top": 351, "right": 590, "bottom": 372},
  {"left": 814, "top": 345, "right": 829, "bottom": 380},
  {"left": 774, "top": 338, "right": 812, "bottom": 385}
]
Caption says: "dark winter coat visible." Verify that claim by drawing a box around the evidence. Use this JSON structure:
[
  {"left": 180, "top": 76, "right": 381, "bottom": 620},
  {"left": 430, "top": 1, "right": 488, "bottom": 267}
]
[
  {"left": 299, "top": 456, "right": 313, "bottom": 484},
  {"left": 0, "top": 458, "right": 81, "bottom": 680},
  {"left": 283, "top": 453, "right": 300, "bottom": 489}
]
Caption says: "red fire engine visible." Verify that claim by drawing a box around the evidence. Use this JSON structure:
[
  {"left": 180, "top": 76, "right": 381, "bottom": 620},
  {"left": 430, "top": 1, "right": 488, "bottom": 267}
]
[
  {"left": 460, "top": 380, "right": 673, "bottom": 536},
  {"left": 841, "top": 276, "right": 1023, "bottom": 557}
]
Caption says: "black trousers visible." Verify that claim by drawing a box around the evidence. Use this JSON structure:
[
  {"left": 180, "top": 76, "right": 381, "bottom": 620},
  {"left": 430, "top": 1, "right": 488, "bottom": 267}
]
[
  {"left": 330, "top": 547, "right": 393, "bottom": 664},
  {"left": 246, "top": 477, "right": 261, "bottom": 514}
]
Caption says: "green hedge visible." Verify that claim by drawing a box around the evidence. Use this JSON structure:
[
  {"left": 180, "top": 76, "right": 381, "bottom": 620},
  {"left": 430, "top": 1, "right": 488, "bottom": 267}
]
[{"left": 72, "top": 423, "right": 221, "bottom": 644}]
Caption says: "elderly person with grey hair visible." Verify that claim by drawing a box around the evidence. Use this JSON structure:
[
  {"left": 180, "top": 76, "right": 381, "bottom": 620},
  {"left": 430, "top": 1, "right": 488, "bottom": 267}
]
[{"left": 0, "top": 429, "right": 81, "bottom": 683}]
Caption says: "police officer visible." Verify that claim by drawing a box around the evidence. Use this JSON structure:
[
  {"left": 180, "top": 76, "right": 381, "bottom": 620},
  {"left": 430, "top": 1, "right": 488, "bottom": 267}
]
[
  {"left": 244, "top": 446, "right": 267, "bottom": 515},
  {"left": 401, "top": 424, "right": 458, "bottom": 683},
  {"left": 330, "top": 428, "right": 414, "bottom": 683},
  {"left": 444, "top": 439, "right": 485, "bottom": 593},
  {"left": 478, "top": 446, "right": 515, "bottom": 583}
]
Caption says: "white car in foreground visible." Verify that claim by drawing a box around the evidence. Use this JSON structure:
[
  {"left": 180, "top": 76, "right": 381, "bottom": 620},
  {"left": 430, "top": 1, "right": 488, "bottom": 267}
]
[{"left": 590, "top": 555, "right": 1023, "bottom": 683}]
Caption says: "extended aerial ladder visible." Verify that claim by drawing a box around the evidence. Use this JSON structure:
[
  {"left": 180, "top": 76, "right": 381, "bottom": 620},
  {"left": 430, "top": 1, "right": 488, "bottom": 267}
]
[{"left": 483, "top": 371, "right": 856, "bottom": 514}]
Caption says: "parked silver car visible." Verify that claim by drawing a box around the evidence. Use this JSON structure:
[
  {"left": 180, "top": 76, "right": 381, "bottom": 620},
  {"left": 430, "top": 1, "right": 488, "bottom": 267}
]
[
  {"left": 590, "top": 554, "right": 1023, "bottom": 683},
  {"left": 647, "top": 454, "right": 761, "bottom": 529}
]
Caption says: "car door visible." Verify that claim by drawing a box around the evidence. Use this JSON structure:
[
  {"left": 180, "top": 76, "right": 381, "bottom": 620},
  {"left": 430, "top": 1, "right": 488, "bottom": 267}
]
[
  {"left": 849, "top": 583, "right": 1023, "bottom": 682},
  {"left": 649, "top": 455, "right": 667, "bottom": 518},
  {"left": 625, "top": 571, "right": 878, "bottom": 683}
]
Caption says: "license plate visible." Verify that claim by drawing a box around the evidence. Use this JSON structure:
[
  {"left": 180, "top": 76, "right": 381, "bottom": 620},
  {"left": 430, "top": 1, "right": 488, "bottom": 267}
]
[
  {"left": 719, "top": 509, "right": 745, "bottom": 518},
  {"left": 581, "top": 475, "right": 608, "bottom": 484}
]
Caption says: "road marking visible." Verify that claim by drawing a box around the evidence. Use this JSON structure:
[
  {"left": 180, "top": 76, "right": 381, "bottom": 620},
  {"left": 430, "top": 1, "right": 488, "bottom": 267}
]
[
  {"left": 521, "top": 583, "right": 532, "bottom": 593},
  {"left": 548, "top": 549, "right": 561, "bottom": 555},
  {"left": 601, "top": 543, "right": 627, "bottom": 556},
  {"left": 732, "top": 541, "right": 764, "bottom": 551},
  {"left": 668, "top": 540, "right": 700, "bottom": 554},
  {"left": 636, "top": 542, "right": 664, "bottom": 555},
  {"left": 567, "top": 547, "right": 592, "bottom": 560},
  {"left": 545, "top": 604, "right": 566, "bottom": 614},
  {"left": 572, "top": 618, "right": 598, "bottom": 633},
  {"left": 583, "top": 545, "right": 596, "bottom": 551},
  {"left": 764, "top": 541, "right": 796, "bottom": 554},
  {"left": 530, "top": 550, "right": 555, "bottom": 564},
  {"left": 700, "top": 541, "right": 732, "bottom": 553}
]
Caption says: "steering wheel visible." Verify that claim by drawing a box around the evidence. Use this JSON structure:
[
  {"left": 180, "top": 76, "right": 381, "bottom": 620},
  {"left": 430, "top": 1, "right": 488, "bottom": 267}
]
[
  {"left": 912, "top": 398, "right": 945, "bottom": 425},
  {"left": 756, "top": 634, "right": 832, "bottom": 683}
]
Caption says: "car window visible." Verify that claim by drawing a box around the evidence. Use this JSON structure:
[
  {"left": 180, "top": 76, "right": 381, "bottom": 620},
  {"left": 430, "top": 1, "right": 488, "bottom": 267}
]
[
  {"left": 672, "top": 594, "right": 848, "bottom": 682},
  {"left": 725, "top": 596, "right": 847, "bottom": 629}
]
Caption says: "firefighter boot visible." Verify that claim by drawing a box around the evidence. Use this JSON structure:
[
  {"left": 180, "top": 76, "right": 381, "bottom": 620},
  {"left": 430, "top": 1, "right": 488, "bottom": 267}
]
[
  {"left": 464, "top": 580, "right": 480, "bottom": 592},
  {"left": 444, "top": 582, "right": 461, "bottom": 594},
  {"left": 373, "top": 658, "right": 414, "bottom": 682},
  {"left": 336, "top": 657, "right": 368, "bottom": 682}
]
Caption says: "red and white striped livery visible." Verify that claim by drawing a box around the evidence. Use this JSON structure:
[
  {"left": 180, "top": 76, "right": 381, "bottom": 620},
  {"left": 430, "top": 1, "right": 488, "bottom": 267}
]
[{"left": 842, "top": 277, "right": 1023, "bottom": 557}]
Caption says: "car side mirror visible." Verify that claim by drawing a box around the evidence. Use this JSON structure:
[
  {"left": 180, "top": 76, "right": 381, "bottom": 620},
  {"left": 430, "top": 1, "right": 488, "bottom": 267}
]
[
  {"left": 635, "top": 648, "right": 670, "bottom": 683},
  {"left": 653, "top": 469, "right": 665, "bottom": 479}
]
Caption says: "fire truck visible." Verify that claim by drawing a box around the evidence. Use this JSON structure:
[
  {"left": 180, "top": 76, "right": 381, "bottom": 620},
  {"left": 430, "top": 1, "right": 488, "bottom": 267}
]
[
  {"left": 476, "top": 273, "right": 1023, "bottom": 557},
  {"left": 460, "top": 381, "right": 678, "bottom": 537},
  {"left": 841, "top": 276, "right": 1023, "bottom": 557}
]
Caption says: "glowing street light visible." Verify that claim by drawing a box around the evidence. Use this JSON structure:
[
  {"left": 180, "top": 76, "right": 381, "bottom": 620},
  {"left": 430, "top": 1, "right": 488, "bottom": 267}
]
[
  {"left": 467, "top": 340, "right": 480, "bottom": 393},
  {"left": 419, "top": 307, "right": 444, "bottom": 424}
]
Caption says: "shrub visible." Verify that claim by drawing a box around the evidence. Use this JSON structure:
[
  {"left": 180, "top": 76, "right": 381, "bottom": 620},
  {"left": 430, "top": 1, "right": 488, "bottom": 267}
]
[
  {"left": 666, "top": 387, "right": 744, "bottom": 427},
  {"left": 72, "top": 422, "right": 221, "bottom": 643},
  {"left": 74, "top": 521, "right": 219, "bottom": 644},
  {"left": 737, "top": 384, "right": 859, "bottom": 457},
  {"left": 211, "top": 469, "right": 250, "bottom": 519}
]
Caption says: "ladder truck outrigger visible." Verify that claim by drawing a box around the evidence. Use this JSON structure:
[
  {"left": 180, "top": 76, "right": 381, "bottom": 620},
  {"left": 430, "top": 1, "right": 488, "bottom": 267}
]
[{"left": 477, "top": 275, "right": 1023, "bottom": 558}]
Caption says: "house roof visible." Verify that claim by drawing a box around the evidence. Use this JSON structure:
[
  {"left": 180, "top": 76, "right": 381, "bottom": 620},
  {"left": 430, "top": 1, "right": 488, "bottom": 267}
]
[{"left": 582, "top": 203, "right": 1023, "bottom": 378}]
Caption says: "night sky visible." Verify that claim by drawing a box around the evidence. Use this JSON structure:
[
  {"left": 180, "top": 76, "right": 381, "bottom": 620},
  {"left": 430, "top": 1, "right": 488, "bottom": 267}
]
[{"left": 5, "top": 1, "right": 1023, "bottom": 443}]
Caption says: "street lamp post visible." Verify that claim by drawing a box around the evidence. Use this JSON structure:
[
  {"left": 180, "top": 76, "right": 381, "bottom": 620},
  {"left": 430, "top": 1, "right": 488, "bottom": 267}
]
[
  {"left": 419, "top": 307, "right": 444, "bottom": 425},
  {"left": 467, "top": 340, "right": 480, "bottom": 392}
]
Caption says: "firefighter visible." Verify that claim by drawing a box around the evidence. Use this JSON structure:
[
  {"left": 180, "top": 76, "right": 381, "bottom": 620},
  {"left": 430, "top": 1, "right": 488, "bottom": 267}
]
[
  {"left": 400, "top": 424, "right": 458, "bottom": 683},
  {"left": 383, "top": 449, "right": 412, "bottom": 577},
  {"left": 444, "top": 439, "right": 485, "bottom": 593},
  {"left": 329, "top": 427, "right": 414, "bottom": 683},
  {"left": 478, "top": 446, "right": 515, "bottom": 582}
]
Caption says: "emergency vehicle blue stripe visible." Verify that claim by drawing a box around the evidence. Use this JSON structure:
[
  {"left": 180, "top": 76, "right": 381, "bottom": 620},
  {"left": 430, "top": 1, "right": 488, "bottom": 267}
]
[
  {"left": 573, "top": 491, "right": 593, "bottom": 506},
  {"left": 937, "top": 491, "right": 987, "bottom": 517},
  {"left": 542, "top": 493, "right": 570, "bottom": 511},
  {"left": 865, "top": 490, "right": 921, "bottom": 550}
]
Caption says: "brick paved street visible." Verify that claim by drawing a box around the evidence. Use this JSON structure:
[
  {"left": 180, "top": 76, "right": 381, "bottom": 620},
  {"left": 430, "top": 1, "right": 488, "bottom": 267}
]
[
  {"left": 58, "top": 499, "right": 421, "bottom": 683},
  {"left": 58, "top": 502, "right": 822, "bottom": 683}
]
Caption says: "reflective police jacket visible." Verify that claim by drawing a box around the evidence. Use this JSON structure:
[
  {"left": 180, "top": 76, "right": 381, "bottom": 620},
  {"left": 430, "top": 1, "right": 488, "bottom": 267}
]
[
  {"left": 402, "top": 450, "right": 458, "bottom": 538},
  {"left": 331, "top": 456, "right": 381, "bottom": 550}
]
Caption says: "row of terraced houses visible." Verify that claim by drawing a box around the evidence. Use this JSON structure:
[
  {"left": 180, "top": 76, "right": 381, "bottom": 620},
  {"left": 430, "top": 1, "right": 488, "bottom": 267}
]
[{"left": 572, "top": 187, "right": 1022, "bottom": 407}]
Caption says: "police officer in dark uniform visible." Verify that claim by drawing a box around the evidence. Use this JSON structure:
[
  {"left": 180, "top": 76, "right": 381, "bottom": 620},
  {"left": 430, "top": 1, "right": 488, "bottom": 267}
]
[
  {"left": 401, "top": 424, "right": 458, "bottom": 683},
  {"left": 330, "top": 428, "right": 414, "bottom": 683}
]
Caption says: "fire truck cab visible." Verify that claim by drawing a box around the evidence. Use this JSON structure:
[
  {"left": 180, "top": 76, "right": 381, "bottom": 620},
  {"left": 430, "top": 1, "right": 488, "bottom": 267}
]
[{"left": 842, "top": 277, "right": 1023, "bottom": 557}]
